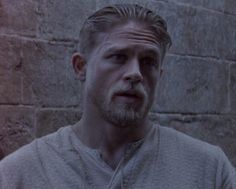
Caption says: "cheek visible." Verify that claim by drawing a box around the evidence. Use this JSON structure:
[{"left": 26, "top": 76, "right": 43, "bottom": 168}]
[
  {"left": 144, "top": 71, "right": 158, "bottom": 92},
  {"left": 86, "top": 65, "right": 118, "bottom": 95},
  {"left": 97, "top": 64, "right": 122, "bottom": 86}
]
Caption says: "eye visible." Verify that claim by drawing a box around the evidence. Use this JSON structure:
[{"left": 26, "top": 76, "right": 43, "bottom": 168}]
[
  {"left": 109, "top": 54, "right": 127, "bottom": 64},
  {"left": 141, "top": 56, "right": 159, "bottom": 69}
]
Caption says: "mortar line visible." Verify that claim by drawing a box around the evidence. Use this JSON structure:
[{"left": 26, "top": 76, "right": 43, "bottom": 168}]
[
  {"left": 165, "top": 0, "right": 236, "bottom": 17},
  {"left": 0, "top": 104, "right": 35, "bottom": 108},
  {"left": 149, "top": 112, "right": 236, "bottom": 116},
  {"left": 167, "top": 53, "right": 236, "bottom": 63},
  {"left": 20, "top": 43, "right": 24, "bottom": 105},
  {"left": 0, "top": 33, "right": 77, "bottom": 46},
  {"left": 36, "top": 107, "right": 82, "bottom": 111},
  {"left": 228, "top": 63, "right": 232, "bottom": 113},
  {"left": 34, "top": 107, "right": 40, "bottom": 138},
  {"left": 167, "top": 53, "right": 221, "bottom": 61}
]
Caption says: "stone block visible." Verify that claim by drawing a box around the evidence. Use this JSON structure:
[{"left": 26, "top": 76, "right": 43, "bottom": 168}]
[
  {"left": 147, "top": 1, "right": 235, "bottom": 60},
  {"left": 149, "top": 113, "right": 236, "bottom": 167},
  {"left": 35, "top": 108, "right": 82, "bottom": 137},
  {"left": 0, "top": 106, "right": 35, "bottom": 157},
  {"left": 222, "top": 16, "right": 236, "bottom": 61},
  {"left": 230, "top": 63, "right": 236, "bottom": 113},
  {"left": 0, "top": 147, "right": 4, "bottom": 160},
  {"left": 0, "top": 36, "right": 22, "bottom": 104},
  {"left": 37, "top": 0, "right": 97, "bottom": 40},
  {"left": 0, "top": 71, "right": 21, "bottom": 104},
  {"left": 224, "top": 0, "right": 236, "bottom": 15},
  {"left": 101, "top": 0, "right": 148, "bottom": 6},
  {"left": 22, "top": 40, "right": 81, "bottom": 107},
  {"left": 166, "top": 0, "right": 224, "bottom": 12},
  {"left": 0, "top": 0, "right": 38, "bottom": 36},
  {"left": 154, "top": 55, "right": 229, "bottom": 113}
]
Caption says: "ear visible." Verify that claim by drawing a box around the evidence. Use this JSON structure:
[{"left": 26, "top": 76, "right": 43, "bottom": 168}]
[{"left": 72, "top": 53, "right": 86, "bottom": 81}]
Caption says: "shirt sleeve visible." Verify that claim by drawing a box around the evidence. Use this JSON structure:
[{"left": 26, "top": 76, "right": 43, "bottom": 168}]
[
  {"left": 0, "top": 140, "right": 48, "bottom": 189},
  {"left": 215, "top": 147, "right": 236, "bottom": 189},
  {"left": 0, "top": 151, "right": 24, "bottom": 188}
]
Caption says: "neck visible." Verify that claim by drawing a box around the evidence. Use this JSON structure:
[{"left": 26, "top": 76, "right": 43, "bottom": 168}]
[
  {"left": 75, "top": 111, "right": 150, "bottom": 149},
  {"left": 72, "top": 104, "right": 151, "bottom": 169}
]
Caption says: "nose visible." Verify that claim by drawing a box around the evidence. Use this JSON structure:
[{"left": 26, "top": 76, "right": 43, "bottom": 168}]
[{"left": 123, "top": 58, "right": 143, "bottom": 83}]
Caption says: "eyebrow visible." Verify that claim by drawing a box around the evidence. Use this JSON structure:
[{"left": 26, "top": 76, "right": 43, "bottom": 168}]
[
  {"left": 141, "top": 49, "right": 160, "bottom": 57},
  {"left": 103, "top": 46, "right": 160, "bottom": 56},
  {"left": 103, "top": 46, "right": 130, "bottom": 54}
]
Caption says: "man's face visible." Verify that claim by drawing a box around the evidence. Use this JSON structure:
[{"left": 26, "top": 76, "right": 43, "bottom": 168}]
[{"left": 84, "top": 22, "right": 163, "bottom": 127}]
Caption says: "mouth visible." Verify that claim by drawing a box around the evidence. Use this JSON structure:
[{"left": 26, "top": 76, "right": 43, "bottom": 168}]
[{"left": 114, "top": 90, "right": 144, "bottom": 103}]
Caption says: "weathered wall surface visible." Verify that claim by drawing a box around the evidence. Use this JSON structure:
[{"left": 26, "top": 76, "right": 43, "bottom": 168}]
[{"left": 0, "top": 0, "right": 235, "bottom": 166}]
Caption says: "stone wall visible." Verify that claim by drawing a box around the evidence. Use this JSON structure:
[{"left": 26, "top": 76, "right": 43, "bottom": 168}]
[{"left": 0, "top": 0, "right": 235, "bottom": 167}]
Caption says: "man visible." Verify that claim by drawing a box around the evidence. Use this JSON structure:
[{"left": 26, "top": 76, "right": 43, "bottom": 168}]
[{"left": 0, "top": 4, "right": 235, "bottom": 189}]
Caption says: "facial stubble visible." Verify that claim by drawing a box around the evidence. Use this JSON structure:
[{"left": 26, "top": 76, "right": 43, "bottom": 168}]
[{"left": 91, "top": 84, "right": 152, "bottom": 128}]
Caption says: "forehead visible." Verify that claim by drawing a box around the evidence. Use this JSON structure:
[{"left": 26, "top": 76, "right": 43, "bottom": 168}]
[{"left": 95, "top": 22, "right": 161, "bottom": 54}]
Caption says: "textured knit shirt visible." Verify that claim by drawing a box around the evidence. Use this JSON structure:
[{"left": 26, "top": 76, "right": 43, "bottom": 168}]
[{"left": 0, "top": 124, "right": 236, "bottom": 189}]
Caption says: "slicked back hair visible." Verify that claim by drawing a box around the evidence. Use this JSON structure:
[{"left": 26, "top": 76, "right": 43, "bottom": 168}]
[{"left": 78, "top": 4, "right": 172, "bottom": 61}]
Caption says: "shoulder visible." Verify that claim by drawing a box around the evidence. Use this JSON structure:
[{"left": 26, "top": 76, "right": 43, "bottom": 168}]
[
  {"left": 0, "top": 126, "right": 72, "bottom": 181},
  {"left": 0, "top": 139, "right": 38, "bottom": 171},
  {"left": 155, "top": 124, "right": 225, "bottom": 171},
  {"left": 0, "top": 139, "right": 39, "bottom": 188},
  {"left": 156, "top": 124, "right": 236, "bottom": 188},
  {"left": 36, "top": 125, "right": 73, "bottom": 151},
  {"left": 0, "top": 125, "right": 71, "bottom": 164},
  {"left": 0, "top": 125, "right": 73, "bottom": 188},
  {"left": 157, "top": 124, "right": 221, "bottom": 158}
]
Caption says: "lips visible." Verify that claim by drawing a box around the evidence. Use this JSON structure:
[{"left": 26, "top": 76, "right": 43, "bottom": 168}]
[
  {"left": 116, "top": 93, "right": 139, "bottom": 98},
  {"left": 114, "top": 90, "right": 144, "bottom": 102}
]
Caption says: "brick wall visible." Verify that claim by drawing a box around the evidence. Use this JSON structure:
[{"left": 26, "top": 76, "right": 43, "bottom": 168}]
[{"left": 0, "top": 0, "right": 235, "bottom": 167}]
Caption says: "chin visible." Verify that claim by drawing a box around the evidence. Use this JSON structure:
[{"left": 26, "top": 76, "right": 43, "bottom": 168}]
[
  {"left": 94, "top": 93, "right": 150, "bottom": 127},
  {"left": 103, "top": 102, "right": 148, "bottom": 127}
]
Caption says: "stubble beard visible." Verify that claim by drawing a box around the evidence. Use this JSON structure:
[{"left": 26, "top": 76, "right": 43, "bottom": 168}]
[
  {"left": 102, "top": 101, "right": 146, "bottom": 127},
  {"left": 92, "top": 84, "right": 151, "bottom": 128}
]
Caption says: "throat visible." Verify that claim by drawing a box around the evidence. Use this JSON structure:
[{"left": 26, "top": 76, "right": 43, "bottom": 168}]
[{"left": 99, "top": 146, "right": 126, "bottom": 170}]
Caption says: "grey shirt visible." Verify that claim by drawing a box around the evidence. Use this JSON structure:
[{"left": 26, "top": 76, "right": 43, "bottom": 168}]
[{"left": 0, "top": 124, "right": 236, "bottom": 189}]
